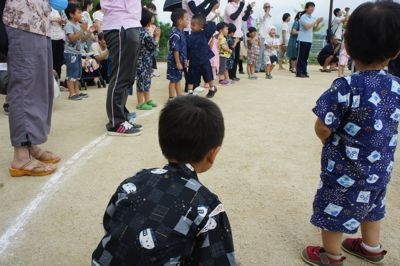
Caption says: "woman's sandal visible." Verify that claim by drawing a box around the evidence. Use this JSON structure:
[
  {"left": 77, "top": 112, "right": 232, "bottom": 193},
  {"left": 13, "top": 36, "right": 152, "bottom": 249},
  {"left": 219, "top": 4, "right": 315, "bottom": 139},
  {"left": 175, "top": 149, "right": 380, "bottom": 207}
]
[
  {"left": 33, "top": 150, "right": 61, "bottom": 164},
  {"left": 320, "top": 69, "right": 331, "bottom": 73},
  {"left": 9, "top": 160, "right": 57, "bottom": 177}
]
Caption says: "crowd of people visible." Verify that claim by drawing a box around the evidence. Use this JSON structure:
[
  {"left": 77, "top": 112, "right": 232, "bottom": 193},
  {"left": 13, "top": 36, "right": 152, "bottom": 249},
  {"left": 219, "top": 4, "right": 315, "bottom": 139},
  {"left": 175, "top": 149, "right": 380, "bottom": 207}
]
[{"left": 2, "top": 1, "right": 400, "bottom": 266}]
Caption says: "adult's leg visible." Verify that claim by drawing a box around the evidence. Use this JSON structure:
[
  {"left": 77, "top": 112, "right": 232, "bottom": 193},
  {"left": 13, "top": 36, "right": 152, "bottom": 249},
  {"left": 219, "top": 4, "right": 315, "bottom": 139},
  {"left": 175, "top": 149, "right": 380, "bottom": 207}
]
[
  {"left": 54, "top": 39, "right": 64, "bottom": 77},
  {"left": 322, "top": 55, "right": 334, "bottom": 70},
  {"left": 304, "top": 42, "right": 312, "bottom": 75},
  {"left": 256, "top": 37, "right": 265, "bottom": 72},
  {"left": 105, "top": 28, "right": 140, "bottom": 131},
  {"left": 7, "top": 27, "right": 56, "bottom": 171},
  {"left": 232, "top": 41, "right": 241, "bottom": 79},
  {"left": 296, "top": 42, "right": 307, "bottom": 76}
]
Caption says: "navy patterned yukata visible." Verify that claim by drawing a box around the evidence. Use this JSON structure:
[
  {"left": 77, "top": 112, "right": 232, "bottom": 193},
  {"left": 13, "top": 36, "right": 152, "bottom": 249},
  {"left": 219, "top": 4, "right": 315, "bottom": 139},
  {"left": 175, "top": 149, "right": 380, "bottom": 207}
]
[
  {"left": 311, "top": 70, "right": 400, "bottom": 234},
  {"left": 136, "top": 28, "right": 158, "bottom": 92},
  {"left": 167, "top": 27, "right": 187, "bottom": 83},
  {"left": 92, "top": 163, "right": 236, "bottom": 266}
]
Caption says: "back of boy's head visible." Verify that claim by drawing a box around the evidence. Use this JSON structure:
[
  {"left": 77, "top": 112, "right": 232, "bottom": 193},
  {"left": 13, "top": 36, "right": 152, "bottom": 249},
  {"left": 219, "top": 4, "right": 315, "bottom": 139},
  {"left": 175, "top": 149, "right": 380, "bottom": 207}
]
[
  {"left": 282, "top": 13, "right": 290, "bottom": 22},
  {"left": 141, "top": 8, "right": 153, "bottom": 27},
  {"left": 345, "top": 1, "right": 400, "bottom": 65},
  {"left": 247, "top": 26, "right": 256, "bottom": 37},
  {"left": 228, "top": 23, "right": 236, "bottom": 34},
  {"left": 159, "top": 96, "right": 225, "bottom": 163},
  {"left": 217, "top": 22, "right": 227, "bottom": 32},
  {"left": 191, "top": 14, "right": 206, "bottom": 28},
  {"left": 65, "top": 3, "right": 79, "bottom": 19},
  {"left": 171, "top": 8, "right": 187, "bottom": 27}
]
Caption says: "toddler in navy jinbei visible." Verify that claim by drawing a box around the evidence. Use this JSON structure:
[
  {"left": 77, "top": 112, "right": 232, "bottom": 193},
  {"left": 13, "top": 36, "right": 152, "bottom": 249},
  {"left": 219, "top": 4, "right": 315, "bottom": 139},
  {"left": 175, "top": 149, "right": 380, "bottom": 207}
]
[
  {"left": 302, "top": 1, "right": 400, "bottom": 266},
  {"left": 92, "top": 96, "right": 237, "bottom": 265}
]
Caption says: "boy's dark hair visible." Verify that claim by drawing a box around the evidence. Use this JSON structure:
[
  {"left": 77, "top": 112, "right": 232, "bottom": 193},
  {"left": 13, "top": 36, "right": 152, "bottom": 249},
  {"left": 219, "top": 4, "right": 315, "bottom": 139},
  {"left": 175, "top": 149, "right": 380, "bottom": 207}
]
[
  {"left": 192, "top": 14, "right": 206, "bottom": 28},
  {"left": 334, "top": 8, "right": 341, "bottom": 16},
  {"left": 228, "top": 23, "right": 236, "bottom": 34},
  {"left": 216, "top": 22, "right": 227, "bottom": 32},
  {"left": 171, "top": 8, "right": 187, "bottom": 27},
  {"left": 345, "top": 1, "right": 400, "bottom": 65},
  {"left": 282, "top": 13, "right": 291, "bottom": 22},
  {"left": 95, "top": 2, "right": 101, "bottom": 11},
  {"left": 65, "top": 3, "right": 80, "bottom": 20},
  {"left": 159, "top": 96, "right": 225, "bottom": 163},
  {"left": 305, "top": 2, "right": 315, "bottom": 9},
  {"left": 247, "top": 26, "right": 256, "bottom": 37},
  {"left": 141, "top": 8, "right": 153, "bottom": 27},
  {"left": 81, "top": 0, "right": 92, "bottom": 11}
]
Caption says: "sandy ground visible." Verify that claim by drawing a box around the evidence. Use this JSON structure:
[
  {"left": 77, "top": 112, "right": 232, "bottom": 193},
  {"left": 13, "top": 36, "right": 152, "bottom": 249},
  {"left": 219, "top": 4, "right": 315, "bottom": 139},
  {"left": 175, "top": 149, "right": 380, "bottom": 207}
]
[{"left": 0, "top": 64, "right": 399, "bottom": 266}]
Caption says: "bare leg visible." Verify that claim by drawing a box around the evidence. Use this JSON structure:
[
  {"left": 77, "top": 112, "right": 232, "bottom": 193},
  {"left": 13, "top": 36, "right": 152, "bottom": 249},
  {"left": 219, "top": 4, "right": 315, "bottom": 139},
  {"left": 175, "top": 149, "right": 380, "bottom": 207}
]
[
  {"left": 144, "top": 92, "right": 150, "bottom": 102},
  {"left": 338, "top": 66, "right": 345, "bottom": 77},
  {"left": 322, "top": 230, "right": 343, "bottom": 256},
  {"left": 270, "top": 64, "right": 276, "bottom": 74},
  {"left": 361, "top": 220, "right": 381, "bottom": 247},
  {"left": 168, "top": 82, "right": 176, "bottom": 98},
  {"left": 175, "top": 82, "right": 182, "bottom": 96},
  {"left": 265, "top": 65, "right": 270, "bottom": 75},
  {"left": 323, "top": 56, "right": 334, "bottom": 70},
  {"left": 224, "top": 71, "right": 229, "bottom": 81},
  {"left": 247, "top": 64, "right": 251, "bottom": 77},
  {"left": 137, "top": 92, "right": 144, "bottom": 105},
  {"left": 74, "top": 80, "right": 81, "bottom": 95},
  {"left": 66, "top": 80, "right": 75, "bottom": 97}
]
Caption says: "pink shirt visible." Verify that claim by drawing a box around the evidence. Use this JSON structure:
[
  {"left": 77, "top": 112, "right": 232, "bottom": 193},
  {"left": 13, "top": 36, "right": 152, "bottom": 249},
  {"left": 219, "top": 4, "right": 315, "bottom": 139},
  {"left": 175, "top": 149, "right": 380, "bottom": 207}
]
[
  {"left": 101, "top": 0, "right": 141, "bottom": 31},
  {"left": 224, "top": 2, "right": 243, "bottom": 38}
]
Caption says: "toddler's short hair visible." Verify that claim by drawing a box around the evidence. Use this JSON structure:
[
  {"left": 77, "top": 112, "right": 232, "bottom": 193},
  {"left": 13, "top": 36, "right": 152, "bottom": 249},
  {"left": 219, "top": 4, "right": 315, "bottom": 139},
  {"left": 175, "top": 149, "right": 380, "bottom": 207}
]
[
  {"left": 191, "top": 14, "right": 206, "bottom": 28},
  {"left": 217, "top": 22, "right": 227, "bottom": 32},
  {"left": 345, "top": 1, "right": 400, "bottom": 65},
  {"left": 158, "top": 96, "right": 225, "bottom": 163},
  {"left": 228, "top": 23, "right": 236, "bottom": 34},
  {"left": 171, "top": 8, "right": 187, "bottom": 27},
  {"left": 141, "top": 8, "right": 153, "bottom": 27},
  {"left": 65, "top": 3, "right": 80, "bottom": 20}
]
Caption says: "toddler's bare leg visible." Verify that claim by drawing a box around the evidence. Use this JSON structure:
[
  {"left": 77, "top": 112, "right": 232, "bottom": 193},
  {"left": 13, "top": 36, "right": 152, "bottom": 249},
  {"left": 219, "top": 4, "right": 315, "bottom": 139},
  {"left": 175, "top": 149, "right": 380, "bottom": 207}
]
[
  {"left": 322, "top": 230, "right": 343, "bottom": 256},
  {"left": 361, "top": 220, "right": 381, "bottom": 247}
]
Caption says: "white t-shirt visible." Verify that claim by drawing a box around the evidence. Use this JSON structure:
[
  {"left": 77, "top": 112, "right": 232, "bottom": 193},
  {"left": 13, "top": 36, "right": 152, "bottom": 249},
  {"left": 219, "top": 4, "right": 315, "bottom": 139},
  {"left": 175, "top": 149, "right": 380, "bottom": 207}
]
[
  {"left": 264, "top": 35, "right": 280, "bottom": 56},
  {"left": 331, "top": 16, "right": 343, "bottom": 40},
  {"left": 93, "top": 10, "right": 104, "bottom": 22},
  {"left": 280, "top": 22, "right": 290, "bottom": 46},
  {"left": 224, "top": 2, "right": 244, "bottom": 38},
  {"left": 82, "top": 11, "right": 93, "bottom": 27},
  {"left": 90, "top": 42, "right": 109, "bottom": 60},
  {"left": 260, "top": 14, "right": 272, "bottom": 39},
  {"left": 49, "top": 8, "right": 65, "bottom": 40}
]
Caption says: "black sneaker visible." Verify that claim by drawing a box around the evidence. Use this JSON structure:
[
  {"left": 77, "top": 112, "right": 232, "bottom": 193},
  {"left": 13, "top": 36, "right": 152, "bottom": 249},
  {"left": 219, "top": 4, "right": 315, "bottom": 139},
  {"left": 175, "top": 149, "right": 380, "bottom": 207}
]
[
  {"left": 232, "top": 77, "right": 240, "bottom": 81},
  {"left": 107, "top": 121, "right": 142, "bottom": 137},
  {"left": 79, "top": 93, "right": 89, "bottom": 98},
  {"left": 3, "top": 103, "right": 9, "bottom": 115},
  {"left": 206, "top": 87, "right": 218, "bottom": 98},
  {"left": 68, "top": 94, "right": 82, "bottom": 101}
]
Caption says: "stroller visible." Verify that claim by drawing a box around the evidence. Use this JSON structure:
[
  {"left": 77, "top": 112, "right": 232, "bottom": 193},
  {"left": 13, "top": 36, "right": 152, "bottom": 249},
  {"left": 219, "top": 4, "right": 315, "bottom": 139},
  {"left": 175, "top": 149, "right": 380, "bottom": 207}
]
[{"left": 80, "top": 52, "right": 107, "bottom": 90}]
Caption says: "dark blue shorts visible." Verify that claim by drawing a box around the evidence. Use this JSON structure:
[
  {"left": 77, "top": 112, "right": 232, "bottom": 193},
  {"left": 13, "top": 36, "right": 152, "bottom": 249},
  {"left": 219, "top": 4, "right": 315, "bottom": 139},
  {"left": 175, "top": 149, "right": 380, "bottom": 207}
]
[
  {"left": 64, "top": 53, "right": 82, "bottom": 81},
  {"left": 187, "top": 62, "right": 213, "bottom": 85},
  {"left": 167, "top": 61, "right": 183, "bottom": 83},
  {"left": 311, "top": 181, "right": 387, "bottom": 234}
]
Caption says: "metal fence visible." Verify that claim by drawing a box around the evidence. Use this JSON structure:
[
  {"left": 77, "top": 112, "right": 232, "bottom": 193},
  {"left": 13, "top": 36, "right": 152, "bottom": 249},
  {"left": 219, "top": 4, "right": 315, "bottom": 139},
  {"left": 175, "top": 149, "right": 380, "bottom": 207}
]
[{"left": 156, "top": 37, "right": 326, "bottom": 64}]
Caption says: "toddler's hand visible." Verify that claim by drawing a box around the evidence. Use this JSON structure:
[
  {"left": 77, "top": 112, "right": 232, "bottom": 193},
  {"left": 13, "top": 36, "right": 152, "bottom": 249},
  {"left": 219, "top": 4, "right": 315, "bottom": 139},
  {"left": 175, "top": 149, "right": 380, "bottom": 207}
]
[
  {"left": 177, "top": 63, "right": 183, "bottom": 71},
  {"left": 81, "top": 22, "right": 88, "bottom": 31},
  {"left": 154, "top": 27, "right": 161, "bottom": 38}
]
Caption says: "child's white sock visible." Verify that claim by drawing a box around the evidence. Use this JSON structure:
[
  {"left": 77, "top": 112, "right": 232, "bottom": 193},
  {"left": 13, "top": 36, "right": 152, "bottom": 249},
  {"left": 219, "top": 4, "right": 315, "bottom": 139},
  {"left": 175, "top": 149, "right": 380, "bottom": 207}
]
[
  {"left": 188, "top": 90, "right": 193, "bottom": 94},
  {"left": 361, "top": 242, "right": 381, "bottom": 252}
]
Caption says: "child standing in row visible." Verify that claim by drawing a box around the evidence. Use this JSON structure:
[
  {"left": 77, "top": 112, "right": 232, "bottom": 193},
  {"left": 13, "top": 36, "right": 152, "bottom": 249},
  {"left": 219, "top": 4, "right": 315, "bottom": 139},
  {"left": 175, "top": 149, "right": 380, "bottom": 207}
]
[
  {"left": 302, "top": 2, "right": 400, "bottom": 265},
  {"left": 246, "top": 27, "right": 260, "bottom": 80},
  {"left": 264, "top": 26, "right": 280, "bottom": 79},
  {"left": 338, "top": 41, "right": 349, "bottom": 78},
  {"left": 227, "top": 24, "right": 239, "bottom": 82},
  {"left": 167, "top": 9, "right": 189, "bottom": 100},
  {"left": 64, "top": 4, "right": 92, "bottom": 100},
  {"left": 187, "top": 15, "right": 218, "bottom": 98},
  {"left": 218, "top": 22, "right": 232, "bottom": 85},
  {"left": 136, "top": 9, "right": 161, "bottom": 110}
]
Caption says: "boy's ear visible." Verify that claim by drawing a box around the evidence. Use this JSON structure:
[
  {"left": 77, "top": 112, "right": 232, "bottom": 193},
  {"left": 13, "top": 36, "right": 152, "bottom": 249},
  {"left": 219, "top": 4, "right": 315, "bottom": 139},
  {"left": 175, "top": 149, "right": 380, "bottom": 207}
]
[{"left": 206, "top": 146, "right": 221, "bottom": 165}]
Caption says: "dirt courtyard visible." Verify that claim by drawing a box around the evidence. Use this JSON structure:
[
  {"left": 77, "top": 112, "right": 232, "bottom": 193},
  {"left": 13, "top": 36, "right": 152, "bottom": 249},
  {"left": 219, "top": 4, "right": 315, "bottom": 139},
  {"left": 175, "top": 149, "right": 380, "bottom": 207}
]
[{"left": 0, "top": 64, "right": 399, "bottom": 265}]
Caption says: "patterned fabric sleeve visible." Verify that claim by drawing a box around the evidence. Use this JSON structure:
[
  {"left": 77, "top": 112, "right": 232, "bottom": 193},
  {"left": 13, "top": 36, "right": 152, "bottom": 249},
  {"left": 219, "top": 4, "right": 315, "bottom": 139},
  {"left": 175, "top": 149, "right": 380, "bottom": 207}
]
[
  {"left": 192, "top": 201, "right": 236, "bottom": 265},
  {"left": 169, "top": 32, "right": 181, "bottom": 52},
  {"left": 143, "top": 32, "right": 158, "bottom": 51},
  {"left": 312, "top": 78, "right": 352, "bottom": 132}
]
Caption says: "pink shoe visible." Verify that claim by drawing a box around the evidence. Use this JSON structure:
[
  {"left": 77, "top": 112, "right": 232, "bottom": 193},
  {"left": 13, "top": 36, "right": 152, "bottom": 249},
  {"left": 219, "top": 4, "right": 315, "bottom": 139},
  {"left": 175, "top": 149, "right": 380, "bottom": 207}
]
[{"left": 219, "top": 80, "right": 230, "bottom": 85}]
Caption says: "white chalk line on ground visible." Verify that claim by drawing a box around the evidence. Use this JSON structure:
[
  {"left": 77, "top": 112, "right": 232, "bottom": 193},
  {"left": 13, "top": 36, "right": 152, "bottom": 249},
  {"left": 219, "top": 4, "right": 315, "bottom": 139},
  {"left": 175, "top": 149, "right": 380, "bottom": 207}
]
[{"left": 0, "top": 110, "right": 155, "bottom": 256}]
